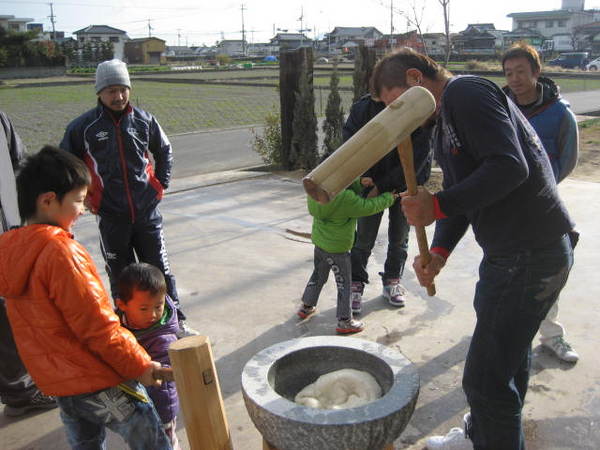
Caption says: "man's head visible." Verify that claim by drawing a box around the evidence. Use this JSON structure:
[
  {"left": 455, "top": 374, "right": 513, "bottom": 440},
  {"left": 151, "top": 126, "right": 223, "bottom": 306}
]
[
  {"left": 95, "top": 59, "right": 131, "bottom": 112},
  {"left": 502, "top": 43, "right": 541, "bottom": 103},
  {"left": 117, "top": 263, "right": 167, "bottom": 329},
  {"left": 17, "top": 146, "right": 91, "bottom": 230},
  {"left": 371, "top": 47, "right": 451, "bottom": 107}
]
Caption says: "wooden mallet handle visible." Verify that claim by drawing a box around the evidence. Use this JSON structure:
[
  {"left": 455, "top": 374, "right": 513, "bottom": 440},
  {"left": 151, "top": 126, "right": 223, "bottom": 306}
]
[{"left": 397, "top": 138, "right": 436, "bottom": 296}]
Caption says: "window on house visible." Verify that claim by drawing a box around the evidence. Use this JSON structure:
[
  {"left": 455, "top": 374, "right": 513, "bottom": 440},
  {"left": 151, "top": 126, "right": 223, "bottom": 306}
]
[
  {"left": 79, "top": 36, "right": 85, "bottom": 42},
  {"left": 558, "top": 20, "right": 566, "bottom": 27},
  {"left": 91, "top": 37, "right": 101, "bottom": 42},
  {"left": 109, "top": 36, "right": 119, "bottom": 43},
  {"left": 546, "top": 20, "right": 554, "bottom": 27},
  {"left": 10, "top": 24, "right": 19, "bottom": 31}
]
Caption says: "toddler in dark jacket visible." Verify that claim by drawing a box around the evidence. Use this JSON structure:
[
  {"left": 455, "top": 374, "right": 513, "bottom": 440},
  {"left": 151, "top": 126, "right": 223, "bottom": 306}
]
[{"left": 117, "top": 262, "right": 181, "bottom": 450}]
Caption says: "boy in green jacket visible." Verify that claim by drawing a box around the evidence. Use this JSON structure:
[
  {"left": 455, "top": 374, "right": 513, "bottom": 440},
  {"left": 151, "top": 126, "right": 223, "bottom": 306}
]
[{"left": 298, "top": 178, "right": 398, "bottom": 334}]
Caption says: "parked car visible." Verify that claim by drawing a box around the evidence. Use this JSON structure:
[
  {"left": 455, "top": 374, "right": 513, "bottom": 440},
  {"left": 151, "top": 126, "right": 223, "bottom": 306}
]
[
  {"left": 586, "top": 56, "right": 600, "bottom": 71},
  {"left": 547, "top": 52, "right": 589, "bottom": 70},
  {"left": 316, "top": 57, "right": 329, "bottom": 63}
]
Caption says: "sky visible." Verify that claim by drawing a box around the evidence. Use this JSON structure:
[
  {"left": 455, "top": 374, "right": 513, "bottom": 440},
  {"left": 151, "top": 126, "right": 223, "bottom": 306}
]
[{"left": 2, "top": 0, "right": 600, "bottom": 46}]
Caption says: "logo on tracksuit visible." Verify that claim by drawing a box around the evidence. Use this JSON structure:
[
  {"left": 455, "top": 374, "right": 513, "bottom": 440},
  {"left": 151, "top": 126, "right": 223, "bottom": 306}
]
[{"left": 96, "top": 131, "right": 109, "bottom": 142}]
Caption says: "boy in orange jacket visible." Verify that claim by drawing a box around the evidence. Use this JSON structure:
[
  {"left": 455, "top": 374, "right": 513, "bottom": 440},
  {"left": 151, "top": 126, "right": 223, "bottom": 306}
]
[{"left": 0, "top": 146, "right": 172, "bottom": 449}]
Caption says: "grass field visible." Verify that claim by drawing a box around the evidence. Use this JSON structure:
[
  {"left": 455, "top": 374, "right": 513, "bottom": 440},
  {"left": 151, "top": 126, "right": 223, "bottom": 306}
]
[{"left": 2, "top": 68, "right": 599, "bottom": 152}]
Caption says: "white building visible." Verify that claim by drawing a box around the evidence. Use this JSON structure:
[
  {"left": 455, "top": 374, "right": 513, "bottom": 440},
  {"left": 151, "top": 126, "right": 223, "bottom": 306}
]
[
  {"left": 0, "top": 15, "right": 34, "bottom": 33},
  {"left": 507, "top": 0, "right": 595, "bottom": 51},
  {"left": 73, "top": 25, "right": 129, "bottom": 60}
]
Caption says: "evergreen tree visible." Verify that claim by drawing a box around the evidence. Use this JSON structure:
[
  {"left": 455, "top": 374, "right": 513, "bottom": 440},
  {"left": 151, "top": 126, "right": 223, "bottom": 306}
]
[
  {"left": 322, "top": 62, "right": 345, "bottom": 159},
  {"left": 291, "top": 69, "right": 318, "bottom": 170}
]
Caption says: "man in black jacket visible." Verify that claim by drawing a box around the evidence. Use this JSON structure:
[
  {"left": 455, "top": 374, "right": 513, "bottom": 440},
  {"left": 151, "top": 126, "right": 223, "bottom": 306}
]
[
  {"left": 344, "top": 94, "right": 432, "bottom": 312},
  {"left": 374, "top": 48, "right": 573, "bottom": 450}
]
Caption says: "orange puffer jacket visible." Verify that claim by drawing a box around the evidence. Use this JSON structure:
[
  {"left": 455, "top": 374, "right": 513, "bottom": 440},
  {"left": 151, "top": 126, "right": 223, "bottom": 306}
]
[{"left": 0, "top": 224, "right": 151, "bottom": 396}]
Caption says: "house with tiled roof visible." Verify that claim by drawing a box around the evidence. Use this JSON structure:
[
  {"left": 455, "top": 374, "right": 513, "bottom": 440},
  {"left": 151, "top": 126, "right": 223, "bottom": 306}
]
[
  {"left": 327, "top": 27, "right": 383, "bottom": 49},
  {"left": 73, "top": 25, "right": 129, "bottom": 59}
]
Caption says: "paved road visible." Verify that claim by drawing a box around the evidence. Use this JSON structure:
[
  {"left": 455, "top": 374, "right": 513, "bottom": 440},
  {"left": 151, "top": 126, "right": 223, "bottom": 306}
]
[
  {"left": 169, "top": 92, "right": 600, "bottom": 179},
  {"left": 170, "top": 126, "right": 264, "bottom": 179}
]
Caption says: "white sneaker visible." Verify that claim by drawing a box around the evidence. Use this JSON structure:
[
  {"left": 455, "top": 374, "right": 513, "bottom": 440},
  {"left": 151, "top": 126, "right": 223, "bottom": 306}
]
[
  {"left": 176, "top": 321, "right": 200, "bottom": 338},
  {"left": 543, "top": 336, "right": 579, "bottom": 363},
  {"left": 425, "top": 427, "right": 473, "bottom": 450}
]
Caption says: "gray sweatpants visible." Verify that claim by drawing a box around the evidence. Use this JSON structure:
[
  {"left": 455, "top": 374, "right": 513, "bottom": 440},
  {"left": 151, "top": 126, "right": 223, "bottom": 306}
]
[{"left": 301, "top": 246, "right": 352, "bottom": 320}]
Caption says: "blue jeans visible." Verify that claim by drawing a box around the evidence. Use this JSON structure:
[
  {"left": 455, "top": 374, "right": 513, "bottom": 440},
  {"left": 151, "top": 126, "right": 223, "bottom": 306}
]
[
  {"left": 462, "top": 234, "right": 573, "bottom": 450},
  {"left": 56, "top": 382, "right": 172, "bottom": 450},
  {"left": 350, "top": 199, "right": 409, "bottom": 283}
]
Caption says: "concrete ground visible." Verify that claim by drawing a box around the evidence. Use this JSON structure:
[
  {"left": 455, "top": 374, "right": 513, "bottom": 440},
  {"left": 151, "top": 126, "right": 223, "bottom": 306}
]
[{"left": 1, "top": 171, "right": 599, "bottom": 450}]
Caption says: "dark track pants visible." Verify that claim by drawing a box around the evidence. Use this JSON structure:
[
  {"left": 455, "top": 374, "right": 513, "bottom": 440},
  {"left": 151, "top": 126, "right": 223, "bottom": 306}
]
[{"left": 98, "top": 208, "right": 182, "bottom": 317}]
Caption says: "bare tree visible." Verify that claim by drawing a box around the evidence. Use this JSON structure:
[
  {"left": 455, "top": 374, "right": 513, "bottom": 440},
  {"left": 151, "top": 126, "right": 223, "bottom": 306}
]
[
  {"left": 405, "top": 0, "right": 428, "bottom": 56},
  {"left": 438, "top": 0, "right": 451, "bottom": 66}
]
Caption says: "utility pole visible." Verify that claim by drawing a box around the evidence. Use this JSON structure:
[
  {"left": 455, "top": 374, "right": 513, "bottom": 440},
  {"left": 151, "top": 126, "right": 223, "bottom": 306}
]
[
  {"left": 177, "top": 29, "right": 181, "bottom": 47},
  {"left": 390, "top": 0, "right": 394, "bottom": 51},
  {"left": 147, "top": 19, "right": 153, "bottom": 37},
  {"left": 297, "top": 6, "right": 311, "bottom": 49},
  {"left": 48, "top": 2, "right": 56, "bottom": 40},
  {"left": 241, "top": 3, "right": 247, "bottom": 57}
]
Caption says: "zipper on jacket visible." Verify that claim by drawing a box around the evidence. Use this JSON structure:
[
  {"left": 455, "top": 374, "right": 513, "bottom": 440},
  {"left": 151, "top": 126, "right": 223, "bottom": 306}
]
[{"left": 113, "top": 116, "right": 136, "bottom": 223}]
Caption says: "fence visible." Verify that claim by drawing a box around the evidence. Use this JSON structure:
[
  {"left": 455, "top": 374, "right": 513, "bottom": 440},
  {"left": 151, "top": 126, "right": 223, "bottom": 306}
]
[
  {"left": 2, "top": 68, "right": 599, "bottom": 152},
  {"left": 0, "top": 79, "right": 355, "bottom": 153}
]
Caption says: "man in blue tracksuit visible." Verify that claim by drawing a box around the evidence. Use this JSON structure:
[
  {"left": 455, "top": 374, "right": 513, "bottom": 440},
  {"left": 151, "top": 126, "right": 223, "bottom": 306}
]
[
  {"left": 502, "top": 42, "right": 579, "bottom": 363},
  {"left": 61, "top": 59, "right": 195, "bottom": 336}
]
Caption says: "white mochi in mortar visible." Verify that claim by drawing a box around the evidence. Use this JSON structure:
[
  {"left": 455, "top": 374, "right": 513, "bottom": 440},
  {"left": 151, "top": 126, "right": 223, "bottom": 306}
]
[{"left": 294, "top": 368, "right": 382, "bottom": 409}]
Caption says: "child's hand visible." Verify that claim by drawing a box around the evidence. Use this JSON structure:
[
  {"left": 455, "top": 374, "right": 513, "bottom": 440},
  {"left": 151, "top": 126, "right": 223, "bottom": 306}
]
[
  {"left": 154, "top": 366, "right": 174, "bottom": 383},
  {"left": 391, "top": 190, "right": 401, "bottom": 200},
  {"left": 137, "top": 362, "right": 164, "bottom": 387},
  {"left": 360, "top": 177, "right": 374, "bottom": 187}
]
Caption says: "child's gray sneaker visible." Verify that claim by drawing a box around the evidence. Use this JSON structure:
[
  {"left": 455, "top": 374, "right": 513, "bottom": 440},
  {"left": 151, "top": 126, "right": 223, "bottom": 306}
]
[
  {"left": 336, "top": 318, "right": 364, "bottom": 334},
  {"left": 297, "top": 304, "right": 317, "bottom": 320}
]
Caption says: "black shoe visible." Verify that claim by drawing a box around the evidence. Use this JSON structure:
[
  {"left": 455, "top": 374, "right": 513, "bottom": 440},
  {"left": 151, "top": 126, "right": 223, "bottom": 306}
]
[{"left": 4, "top": 391, "right": 57, "bottom": 417}]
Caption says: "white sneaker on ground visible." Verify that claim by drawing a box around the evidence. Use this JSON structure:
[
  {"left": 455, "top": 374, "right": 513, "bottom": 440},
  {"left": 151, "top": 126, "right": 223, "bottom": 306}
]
[
  {"left": 380, "top": 273, "right": 406, "bottom": 308},
  {"left": 425, "top": 427, "right": 473, "bottom": 450},
  {"left": 542, "top": 336, "right": 579, "bottom": 363},
  {"left": 176, "top": 320, "right": 200, "bottom": 338}
]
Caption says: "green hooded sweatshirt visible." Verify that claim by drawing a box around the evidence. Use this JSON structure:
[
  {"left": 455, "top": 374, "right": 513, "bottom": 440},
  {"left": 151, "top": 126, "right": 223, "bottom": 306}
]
[{"left": 308, "top": 179, "right": 395, "bottom": 254}]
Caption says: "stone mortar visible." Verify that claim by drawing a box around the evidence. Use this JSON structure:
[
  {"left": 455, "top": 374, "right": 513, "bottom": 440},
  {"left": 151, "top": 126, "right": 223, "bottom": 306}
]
[{"left": 241, "top": 336, "right": 419, "bottom": 450}]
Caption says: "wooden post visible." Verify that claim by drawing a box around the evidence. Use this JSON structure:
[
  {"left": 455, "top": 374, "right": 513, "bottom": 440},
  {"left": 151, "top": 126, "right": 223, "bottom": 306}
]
[
  {"left": 353, "top": 45, "right": 377, "bottom": 103},
  {"left": 168, "top": 336, "right": 232, "bottom": 450},
  {"left": 279, "top": 47, "right": 314, "bottom": 170}
]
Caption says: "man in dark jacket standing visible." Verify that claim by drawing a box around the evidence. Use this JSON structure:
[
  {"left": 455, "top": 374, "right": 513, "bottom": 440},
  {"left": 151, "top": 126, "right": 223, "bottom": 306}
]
[
  {"left": 1, "top": 111, "right": 57, "bottom": 416},
  {"left": 344, "top": 94, "right": 431, "bottom": 312},
  {"left": 502, "top": 43, "right": 579, "bottom": 363},
  {"left": 61, "top": 59, "right": 196, "bottom": 337}
]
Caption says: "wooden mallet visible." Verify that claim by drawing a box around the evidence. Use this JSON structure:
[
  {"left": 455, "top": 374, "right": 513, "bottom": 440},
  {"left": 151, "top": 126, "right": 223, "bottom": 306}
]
[{"left": 397, "top": 138, "right": 436, "bottom": 296}]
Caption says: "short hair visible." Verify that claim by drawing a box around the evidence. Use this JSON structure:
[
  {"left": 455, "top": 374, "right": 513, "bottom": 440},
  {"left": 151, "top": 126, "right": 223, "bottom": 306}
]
[
  {"left": 118, "top": 262, "right": 167, "bottom": 303},
  {"left": 371, "top": 47, "right": 451, "bottom": 98},
  {"left": 16, "top": 145, "right": 91, "bottom": 222},
  {"left": 502, "top": 42, "right": 541, "bottom": 74}
]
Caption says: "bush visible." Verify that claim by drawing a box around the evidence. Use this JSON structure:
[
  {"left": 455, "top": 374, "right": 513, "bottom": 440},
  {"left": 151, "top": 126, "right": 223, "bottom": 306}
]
[
  {"left": 464, "top": 59, "right": 492, "bottom": 71},
  {"left": 251, "top": 109, "right": 282, "bottom": 166},
  {"left": 216, "top": 54, "right": 232, "bottom": 66}
]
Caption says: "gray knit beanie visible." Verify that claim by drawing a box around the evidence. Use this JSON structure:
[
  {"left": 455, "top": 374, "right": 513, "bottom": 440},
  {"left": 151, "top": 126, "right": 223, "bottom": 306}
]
[{"left": 95, "top": 59, "right": 131, "bottom": 93}]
